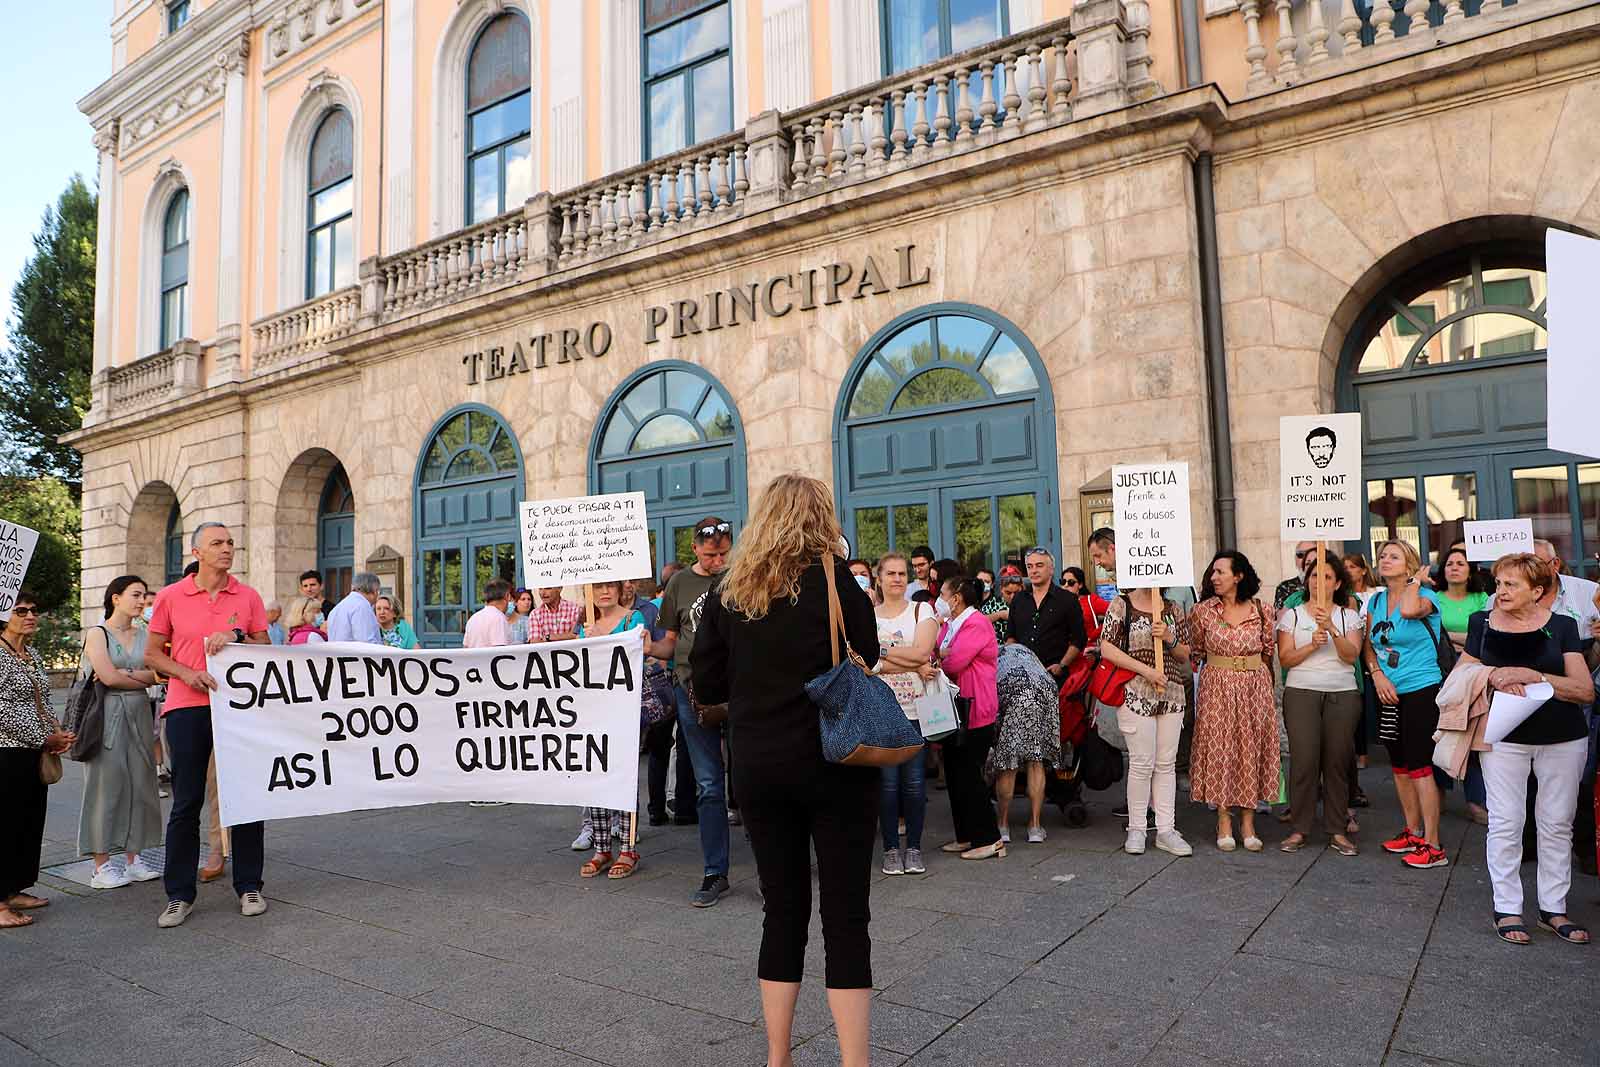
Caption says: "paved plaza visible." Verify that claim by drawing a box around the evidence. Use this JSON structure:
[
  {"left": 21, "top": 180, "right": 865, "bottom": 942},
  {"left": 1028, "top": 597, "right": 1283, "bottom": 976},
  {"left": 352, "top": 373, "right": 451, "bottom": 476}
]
[{"left": 4, "top": 745, "right": 1594, "bottom": 1067}]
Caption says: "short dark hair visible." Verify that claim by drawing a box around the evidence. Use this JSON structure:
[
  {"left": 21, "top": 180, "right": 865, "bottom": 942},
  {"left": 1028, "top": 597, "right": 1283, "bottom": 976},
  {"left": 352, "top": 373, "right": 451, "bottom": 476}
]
[
  {"left": 1432, "top": 545, "right": 1491, "bottom": 595},
  {"left": 104, "top": 575, "right": 148, "bottom": 619},
  {"left": 183, "top": 561, "right": 199, "bottom": 577},
  {"left": 930, "top": 558, "right": 962, "bottom": 585},
  {"left": 482, "top": 578, "right": 512, "bottom": 603},
  {"left": 12, "top": 587, "right": 39, "bottom": 612},
  {"left": 944, "top": 576, "right": 985, "bottom": 612},
  {"left": 1201, "top": 549, "right": 1262, "bottom": 602},
  {"left": 1302, "top": 550, "right": 1354, "bottom": 608},
  {"left": 299, "top": 570, "right": 322, "bottom": 584},
  {"left": 692, "top": 516, "right": 732, "bottom": 544},
  {"left": 910, "top": 589, "right": 934, "bottom": 603},
  {"left": 1064, "top": 565, "right": 1088, "bottom": 587},
  {"left": 1306, "top": 426, "right": 1337, "bottom": 448},
  {"left": 910, "top": 546, "right": 934, "bottom": 563},
  {"left": 1088, "top": 527, "right": 1116, "bottom": 549},
  {"left": 846, "top": 558, "right": 871, "bottom": 573}
]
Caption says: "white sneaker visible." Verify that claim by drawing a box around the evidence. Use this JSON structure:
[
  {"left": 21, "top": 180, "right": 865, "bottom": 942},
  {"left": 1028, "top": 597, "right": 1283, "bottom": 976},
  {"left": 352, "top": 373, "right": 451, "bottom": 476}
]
[
  {"left": 999, "top": 827, "right": 1011, "bottom": 844},
  {"left": 1027, "top": 826, "right": 1047, "bottom": 844},
  {"left": 90, "top": 863, "right": 131, "bottom": 889},
  {"left": 124, "top": 859, "right": 160, "bottom": 882},
  {"left": 1124, "top": 830, "right": 1147, "bottom": 855},
  {"left": 1155, "top": 830, "right": 1194, "bottom": 857},
  {"left": 157, "top": 900, "right": 192, "bottom": 928},
  {"left": 903, "top": 848, "right": 925, "bottom": 874},
  {"left": 570, "top": 827, "right": 594, "bottom": 851},
  {"left": 239, "top": 891, "right": 268, "bottom": 917}
]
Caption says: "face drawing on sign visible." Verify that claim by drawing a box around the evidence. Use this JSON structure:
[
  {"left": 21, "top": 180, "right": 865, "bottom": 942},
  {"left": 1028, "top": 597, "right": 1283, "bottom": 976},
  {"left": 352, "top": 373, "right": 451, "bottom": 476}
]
[{"left": 1305, "top": 426, "right": 1338, "bottom": 469}]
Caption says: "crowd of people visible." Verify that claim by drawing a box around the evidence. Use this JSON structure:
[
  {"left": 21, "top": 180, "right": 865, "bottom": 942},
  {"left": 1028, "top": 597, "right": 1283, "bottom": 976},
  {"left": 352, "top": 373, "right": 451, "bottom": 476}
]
[{"left": 2, "top": 479, "right": 1598, "bottom": 1066}]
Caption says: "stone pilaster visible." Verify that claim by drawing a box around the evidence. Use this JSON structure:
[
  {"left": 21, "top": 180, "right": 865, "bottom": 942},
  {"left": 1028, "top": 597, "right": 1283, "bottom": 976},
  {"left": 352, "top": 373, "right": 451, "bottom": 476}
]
[
  {"left": 742, "top": 110, "right": 794, "bottom": 214},
  {"left": 1070, "top": 0, "right": 1133, "bottom": 119}
]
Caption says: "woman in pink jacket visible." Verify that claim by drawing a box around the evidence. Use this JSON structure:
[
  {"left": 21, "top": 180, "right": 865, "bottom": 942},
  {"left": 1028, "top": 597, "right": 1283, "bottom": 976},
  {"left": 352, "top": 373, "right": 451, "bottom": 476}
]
[{"left": 935, "top": 577, "right": 1004, "bottom": 860}]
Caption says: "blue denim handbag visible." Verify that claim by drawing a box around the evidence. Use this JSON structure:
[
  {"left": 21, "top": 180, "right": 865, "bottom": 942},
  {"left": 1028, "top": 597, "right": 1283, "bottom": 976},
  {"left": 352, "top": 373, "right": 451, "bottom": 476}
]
[{"left": 805, "top": 554, "right": 925, "bottom": 767}]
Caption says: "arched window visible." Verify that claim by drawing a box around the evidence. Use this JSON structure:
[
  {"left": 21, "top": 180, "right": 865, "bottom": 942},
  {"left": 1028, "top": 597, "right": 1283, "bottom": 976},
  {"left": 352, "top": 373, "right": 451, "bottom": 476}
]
[
  {"left": 1342, "top": 244, "right": 1594, "bottom": 575},
  {"left": 159, "top": 190, "right": 190, "bottom": 349},
  {"left": 307, "top": 109, "right": 355, "bottom": 298},
  {"left": 466, "top": 12, "right": 533, "bottom": 224},
  {"left": 836, "top": 305, "right": 1055, "bottom": 576},
  {"left": 414, "top": 406, "right": 524, "bottom": 646},
  {"left": 164, "top": 501, "right": 185, "bottom": 587},
  {"left": 318, "top": 464, "right": 356, "bottom": 601},
  {"left": 592, "top": 362, "right": 746, "bottom": 571}
]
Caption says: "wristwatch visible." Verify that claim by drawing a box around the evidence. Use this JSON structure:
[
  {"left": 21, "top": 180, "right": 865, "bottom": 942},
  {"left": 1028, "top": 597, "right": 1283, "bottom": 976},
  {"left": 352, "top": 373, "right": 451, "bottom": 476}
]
[{"left": 232, "top": 628, "right": 245, "bottom": 642}]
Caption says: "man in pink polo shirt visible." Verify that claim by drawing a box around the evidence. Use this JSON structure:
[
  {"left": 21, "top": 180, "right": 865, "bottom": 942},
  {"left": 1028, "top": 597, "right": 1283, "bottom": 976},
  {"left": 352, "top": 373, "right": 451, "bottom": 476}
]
[{"left": 145, "top": 521, "right": 270, "bottom": 928}]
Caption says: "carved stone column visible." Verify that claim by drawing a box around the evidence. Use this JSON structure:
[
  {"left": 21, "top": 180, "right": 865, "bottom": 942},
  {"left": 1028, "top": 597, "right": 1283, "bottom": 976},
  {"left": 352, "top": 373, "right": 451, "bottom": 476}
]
[
  {"left": 88, "top": 121, "right": 119, "bottom": 426},
  {"left": 215, "top": 34, "right": 250, "bottom": 331}
]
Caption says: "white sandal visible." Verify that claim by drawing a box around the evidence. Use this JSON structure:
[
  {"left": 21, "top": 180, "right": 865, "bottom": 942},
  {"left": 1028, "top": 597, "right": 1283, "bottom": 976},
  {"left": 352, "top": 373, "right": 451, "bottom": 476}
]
[{"left": 1216, "top": 835, "right": 1237, "bottom": 852}]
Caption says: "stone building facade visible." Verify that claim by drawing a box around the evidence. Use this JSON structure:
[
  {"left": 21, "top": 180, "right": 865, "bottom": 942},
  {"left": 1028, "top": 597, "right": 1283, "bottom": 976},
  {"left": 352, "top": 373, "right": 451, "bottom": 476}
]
[{"left": 71, "top": 0, "right": 1600, "bottom": 643}]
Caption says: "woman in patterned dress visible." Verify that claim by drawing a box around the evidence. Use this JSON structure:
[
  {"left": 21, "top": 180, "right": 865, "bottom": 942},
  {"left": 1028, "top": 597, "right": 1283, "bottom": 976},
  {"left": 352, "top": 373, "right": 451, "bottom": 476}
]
[
  {"left": 987, "top": 641, "right": 1064, "bottom": 844},
  {"left": 1188, "top": 550, "right": 1280, "bottom": 852}
]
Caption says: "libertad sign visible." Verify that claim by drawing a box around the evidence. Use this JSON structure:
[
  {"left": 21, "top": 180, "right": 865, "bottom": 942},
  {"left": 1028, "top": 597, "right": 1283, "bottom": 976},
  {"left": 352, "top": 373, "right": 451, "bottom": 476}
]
[{"left": 461, "top": 243, "right": 931, "bottom": 384}]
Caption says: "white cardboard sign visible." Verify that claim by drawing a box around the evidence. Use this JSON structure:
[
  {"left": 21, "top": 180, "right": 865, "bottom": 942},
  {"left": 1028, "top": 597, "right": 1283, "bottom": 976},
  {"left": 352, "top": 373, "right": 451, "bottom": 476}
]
[
  {"left": 519, "top": 492, "right": 652, "bottom": 589},
  {"left": 1462, "top": 518, "right": 1534, "bottom": 561},
  {"left": 1279, "top": 413, "right": 1363, "bottom": 542},
  {"left": 1546, "top": 229, "right": 1600, "bottom": 460},
  {"left": 0, "top": 520, "right": 41, "bottom": 622},
  {"left": 209, "top": 630, "right": 644, "bottom": 826},
  {"left": 1112, "top": 462, "right": 1195, "bottom": 590}
]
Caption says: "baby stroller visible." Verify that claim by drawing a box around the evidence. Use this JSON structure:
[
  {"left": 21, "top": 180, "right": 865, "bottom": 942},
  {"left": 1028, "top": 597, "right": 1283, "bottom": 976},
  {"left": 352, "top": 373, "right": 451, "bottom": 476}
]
[{"left": 1046, "top": 684, "right": 1092, "bottom": 827}]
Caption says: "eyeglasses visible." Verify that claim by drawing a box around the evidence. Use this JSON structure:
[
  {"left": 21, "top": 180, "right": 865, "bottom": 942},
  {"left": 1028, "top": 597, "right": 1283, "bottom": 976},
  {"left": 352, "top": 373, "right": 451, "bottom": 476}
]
[
  {"left": 695, "top": 522, "right": 732, "bottom": 540},
  {"left": 1294, "top": 548, "right": 1313, "bottom": 560},
  {"left": 9, "top": 606, "right": 40, "bottom": 617}
]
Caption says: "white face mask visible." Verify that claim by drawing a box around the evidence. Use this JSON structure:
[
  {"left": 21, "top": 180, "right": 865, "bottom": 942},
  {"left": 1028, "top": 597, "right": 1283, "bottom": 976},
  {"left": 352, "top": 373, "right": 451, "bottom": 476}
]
[
  {"left": 934, "top": 597, "right": 952, "bottom": 619},
  {"left": 854, "top": 575, "right": 871, "bottom": 592},
  {"left": 141, "top": 605, "right": 154, "bottom": 623}
]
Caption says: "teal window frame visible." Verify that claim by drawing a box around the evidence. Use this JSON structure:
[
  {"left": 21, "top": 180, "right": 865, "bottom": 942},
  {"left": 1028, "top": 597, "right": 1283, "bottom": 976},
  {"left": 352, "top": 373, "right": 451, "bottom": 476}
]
[
  {"left": 465, "top": 11, "right": 533, "bottom": 224},
  {"left": 641, "top": 0, "right": 733, "bottom": 161}
]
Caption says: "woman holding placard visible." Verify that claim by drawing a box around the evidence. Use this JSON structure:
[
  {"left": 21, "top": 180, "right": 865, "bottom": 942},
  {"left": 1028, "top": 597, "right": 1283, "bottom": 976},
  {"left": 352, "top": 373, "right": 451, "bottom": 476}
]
[
  {"left": 1276, "top": 551, "right": 1364, "bottom": 856},
  {"left": 575, "top": 580, "right": 665, "bottom": 880},
  {"left": 1453, "top": 553, "right": 1593, "bottom": 945},
  {"left": 872, "top": 552, "right": 938, "bottom": 875},
  {"left": 1362, "top": 539, "right": 1450, "bottom": 870},
  {"left": 1188, "top": 551, "right": 1279, "bottom": 852},
  {"left": 690, "top": 473, "right": 882, "bottom": 1067}
]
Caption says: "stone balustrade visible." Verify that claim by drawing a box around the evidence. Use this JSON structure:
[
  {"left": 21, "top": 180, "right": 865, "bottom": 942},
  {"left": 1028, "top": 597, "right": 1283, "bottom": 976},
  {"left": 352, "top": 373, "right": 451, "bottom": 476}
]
[
  {"left": 1236, "top": 0, "right": 1564, "bottom": 94},
  {"left": 377, "top": 209, "right": 530, "bottom": 317},
  {"left": 106, "top": 340, "right": 202, "bottom": 412},
  {"left": 251, "top": 286, "right": 361, "bottom": 372}
]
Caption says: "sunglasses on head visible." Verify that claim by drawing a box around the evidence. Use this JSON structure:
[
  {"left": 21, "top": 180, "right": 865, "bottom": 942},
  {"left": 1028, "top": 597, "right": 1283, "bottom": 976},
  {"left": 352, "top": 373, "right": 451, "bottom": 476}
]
[
  {"left": 9, "top": 606, "right": 40, "bottom": 617},
  {"left": 695, "top": 522, "right": 732, "bottom": 539}
]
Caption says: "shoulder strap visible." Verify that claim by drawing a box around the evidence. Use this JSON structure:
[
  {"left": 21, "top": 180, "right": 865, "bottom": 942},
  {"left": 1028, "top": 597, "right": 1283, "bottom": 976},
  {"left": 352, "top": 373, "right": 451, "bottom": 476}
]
[{"left": 821, "top": 552, "right": 842, "bottom": 667}]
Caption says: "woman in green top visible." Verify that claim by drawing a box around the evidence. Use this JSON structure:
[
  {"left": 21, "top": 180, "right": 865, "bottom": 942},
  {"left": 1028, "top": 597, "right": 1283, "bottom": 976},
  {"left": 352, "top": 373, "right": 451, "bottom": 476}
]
[
  {"left": 1430, "top": 544, "right": 1491, "bottom": 823},
  {"left": 374, "top": 596, "right": 419, "bottom": 649},
  {"left": 1432, "top": 546, "right": 1491, "bottom": 649}
]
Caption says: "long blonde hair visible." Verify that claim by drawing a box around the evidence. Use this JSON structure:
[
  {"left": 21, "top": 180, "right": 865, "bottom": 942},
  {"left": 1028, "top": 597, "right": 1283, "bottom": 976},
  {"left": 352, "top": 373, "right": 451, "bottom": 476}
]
[
  {"left": 719, "top": 473, "right": 843, "bottom": 620},
  {"left": 283, "top": 596, "right": 320, "bottom": 629}
]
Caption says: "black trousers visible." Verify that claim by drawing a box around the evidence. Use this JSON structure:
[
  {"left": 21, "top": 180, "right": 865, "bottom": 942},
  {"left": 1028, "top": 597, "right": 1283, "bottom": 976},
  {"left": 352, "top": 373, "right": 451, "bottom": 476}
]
[
  {"left": 163, "top": 706, "right": 265, "bottom": 903},
  {"left": 644, "top": 715, "right": 695, "bottom": 819},
  {"left": 737, "top": 760, "right": 877, "bottom": 988},
  {"left": 944, "top": 723, "right": 1000, "bottom": 848},
  {"left": 0, "top": 747, "right": 48, "bottom": 899}
]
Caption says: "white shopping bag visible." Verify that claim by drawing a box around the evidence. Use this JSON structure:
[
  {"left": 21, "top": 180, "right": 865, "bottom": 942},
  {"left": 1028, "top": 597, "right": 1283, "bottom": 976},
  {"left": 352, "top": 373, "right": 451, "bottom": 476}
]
[{"left": 914, "top": 672, "right": 960, "bottom": 740}]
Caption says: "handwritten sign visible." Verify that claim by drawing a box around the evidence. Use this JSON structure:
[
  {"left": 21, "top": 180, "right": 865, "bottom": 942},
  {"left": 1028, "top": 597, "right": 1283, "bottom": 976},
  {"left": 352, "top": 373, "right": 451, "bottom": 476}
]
[
  {"left": 519, "top": 492, "right": 652, "bottom": 589},
  {"left": 1463, "top": 518, "right": 1534, "bottom": 561},
  {"left": 1279, "top": 413, "right": 1362, "bottom": 541},
  {"left": 1112, "top": 462, "right": 1195, "bottom": 590},
  {"left": 0, "top": 520, "right": 40, "bottom": 622},
  {"left": 208, "top": 630, "right": 643, "bottom": 825}
]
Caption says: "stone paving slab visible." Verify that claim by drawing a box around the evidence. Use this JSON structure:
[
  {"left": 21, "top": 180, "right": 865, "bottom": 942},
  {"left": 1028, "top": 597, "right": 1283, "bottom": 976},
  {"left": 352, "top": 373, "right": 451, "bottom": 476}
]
[{"left": 6, "top": 753, "right": 1597, "bottom": 1066}]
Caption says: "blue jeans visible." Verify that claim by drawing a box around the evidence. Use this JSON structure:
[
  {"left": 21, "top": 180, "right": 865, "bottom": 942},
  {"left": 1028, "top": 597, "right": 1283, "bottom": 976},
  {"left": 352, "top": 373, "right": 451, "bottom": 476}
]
[
  {"left": 880, "top": 746, "right": 926, "bottom": 850},
  {"left": 162, "top": 705, "right": 264, "bottom": 903},
  {"left": 1465, "top": 751, "right": 1487, "bottom": 808},
  {"left": 676, "top": 684, "right": 729, "bottom": 877}
]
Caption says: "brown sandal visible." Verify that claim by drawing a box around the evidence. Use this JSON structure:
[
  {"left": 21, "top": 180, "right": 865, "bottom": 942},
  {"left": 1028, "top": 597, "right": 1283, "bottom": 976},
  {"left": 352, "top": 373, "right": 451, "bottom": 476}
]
[
  {"left": 0, "top": 907, "right": 35, "bottom": 928},
  {"left": 580, "top": 851, "right": 613, "bottom": 878},
  {"left": 607, "top": 851, "right": 640, "bottom": 879},
  {"left": 6, "top": 894, "right": 48, "bottom": 911}
]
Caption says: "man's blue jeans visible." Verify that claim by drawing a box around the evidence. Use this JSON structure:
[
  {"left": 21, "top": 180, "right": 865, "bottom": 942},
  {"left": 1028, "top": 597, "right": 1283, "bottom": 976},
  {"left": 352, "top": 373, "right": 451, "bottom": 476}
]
[
  {"left": 676, "top": 684, "right": 729, "bottom": 877},
  {"left": 163, "top": 705, "right": 264, "bottom": 904}
]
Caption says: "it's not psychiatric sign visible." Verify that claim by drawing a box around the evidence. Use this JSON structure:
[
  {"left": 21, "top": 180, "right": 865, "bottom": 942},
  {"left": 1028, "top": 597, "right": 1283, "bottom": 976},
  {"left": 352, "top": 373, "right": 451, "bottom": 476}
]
[
  {"left": 1280, "top": 413, "right": 1362, "bottom": 541},
  {"left": 519, "top": 491, "right": 652, "bottom": 589},
  {"left": 0, "top": 519, "right": 40, "bottom": 622},
  {"left": 1112, "top": 462, "right": 1195, "bottom": 590}
]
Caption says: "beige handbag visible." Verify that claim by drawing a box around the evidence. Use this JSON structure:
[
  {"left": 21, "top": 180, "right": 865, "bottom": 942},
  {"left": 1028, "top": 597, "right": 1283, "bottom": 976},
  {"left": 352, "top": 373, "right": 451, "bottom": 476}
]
[{"left": 24, "top": 661, "right": 64, "bottom": 785}]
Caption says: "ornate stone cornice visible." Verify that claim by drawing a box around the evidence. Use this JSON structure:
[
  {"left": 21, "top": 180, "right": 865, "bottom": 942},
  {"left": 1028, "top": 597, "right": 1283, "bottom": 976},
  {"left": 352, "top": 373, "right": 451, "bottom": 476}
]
[
  {"left": 120, "top": 61, "right": 229, "bottom": 154},
  {"left": 92, "top": 121, "right": 121, "bottom": 159},
  {"left": 215, "top": 31, "right": 250, "bottom": 73},
  {"left": 263, "top": 0, "right": 383, "bottom": 71}
]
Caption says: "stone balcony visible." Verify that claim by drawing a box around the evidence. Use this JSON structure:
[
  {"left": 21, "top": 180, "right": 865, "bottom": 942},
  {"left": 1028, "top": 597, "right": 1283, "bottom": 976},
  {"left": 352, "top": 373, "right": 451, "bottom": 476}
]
[
  {"left": 99, "top": 340, "right": 202, "bottom": 417},
  {"left": 1228, "top": 0, "right": 1589, "bottom": 95},
  {"left": 249, "top": 286, "right": 362, "bottom": 377}
]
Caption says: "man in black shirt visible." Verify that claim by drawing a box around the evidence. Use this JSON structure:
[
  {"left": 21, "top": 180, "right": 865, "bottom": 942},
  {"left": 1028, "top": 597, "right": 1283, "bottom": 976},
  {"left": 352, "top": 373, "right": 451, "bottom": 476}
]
[{"left": 1006, "top": 547, "right": 1086, "bottom": 684}]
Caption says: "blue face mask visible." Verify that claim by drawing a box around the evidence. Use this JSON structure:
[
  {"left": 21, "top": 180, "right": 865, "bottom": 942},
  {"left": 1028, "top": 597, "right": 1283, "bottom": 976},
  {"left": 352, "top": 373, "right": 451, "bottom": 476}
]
[
  {"left": 855, "top": 575, "right": 871, "bottom": 592},
  {"left": 141, "top": 605, "right": 154, "bottom": 623}
]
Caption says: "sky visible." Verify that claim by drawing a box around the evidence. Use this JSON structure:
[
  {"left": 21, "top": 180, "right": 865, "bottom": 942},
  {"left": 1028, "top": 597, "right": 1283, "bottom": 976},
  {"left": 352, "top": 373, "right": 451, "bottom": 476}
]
[{"left": 0, "top": 1, "right": 110, "bottom": 325}]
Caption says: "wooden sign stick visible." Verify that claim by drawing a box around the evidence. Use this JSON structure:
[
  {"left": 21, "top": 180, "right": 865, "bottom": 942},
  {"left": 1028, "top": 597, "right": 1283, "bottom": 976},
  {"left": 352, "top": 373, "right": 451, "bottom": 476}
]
[
  {"left": 1152, "top": 587, "right": 1164, "bottom": 678},
  {"left": 1315, "top": 540, "right": 1326, "bottom": 613},
  {"left": 584, "top": 583, "right": 596, "bottom": 632}
]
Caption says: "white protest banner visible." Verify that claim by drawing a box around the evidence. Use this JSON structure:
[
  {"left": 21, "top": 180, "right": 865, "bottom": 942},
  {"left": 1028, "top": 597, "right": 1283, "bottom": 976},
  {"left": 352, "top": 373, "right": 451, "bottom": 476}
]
[
  {"left": 0, "top": 519, "right": 41, "bottom": 622},
  {"left": 1462, "top": 518, "right": 1534, "bottom": 562},
  {"left": 1112, "top": 462, "right": 1195, "bottom": 591},
  {"left": 1546, "top": 229, "right": 1600, "bottom": 459},
  {"left": 208, "top": 629, "right": 643, "bottom": 826},
  {"left": 519, "top": 491, "right": 652, "bottom": 589},
  {"left": 1279, "top": 413, "right": 1362, "bottom": 541}
]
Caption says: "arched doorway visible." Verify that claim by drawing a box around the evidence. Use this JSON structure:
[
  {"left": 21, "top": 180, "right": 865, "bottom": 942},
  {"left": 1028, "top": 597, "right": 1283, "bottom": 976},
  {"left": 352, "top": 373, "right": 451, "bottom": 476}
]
[
  {"left": 164, "top": 501, "right": 185, "bottom": 586},
  {"left": 590, "top": 361, "right": 746, "bottom": 574},
  {"left": 127, "top": 481, "right": 181, "bottom": 591},
  {"left": 414, "top": 405, "right": 524, "bottom": 646},
  {"left": 834, "top": 304, "right": 1058, "bottom": 573},
  {"left": 317, "top": 464, "right": 355, "bottom": 601},
  {"left": 1341, "top": 243, "right": 1596, "bottom": 577}
]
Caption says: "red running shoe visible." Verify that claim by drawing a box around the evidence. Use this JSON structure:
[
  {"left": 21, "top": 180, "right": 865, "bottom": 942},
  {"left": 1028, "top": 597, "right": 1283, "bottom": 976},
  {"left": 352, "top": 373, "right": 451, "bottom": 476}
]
[
  {"left": 1382, "top": 828, "right": 1424, "bottom": 854},
  {"left": 1402, "top": 844, "right": 1449, "bottom": 869}
]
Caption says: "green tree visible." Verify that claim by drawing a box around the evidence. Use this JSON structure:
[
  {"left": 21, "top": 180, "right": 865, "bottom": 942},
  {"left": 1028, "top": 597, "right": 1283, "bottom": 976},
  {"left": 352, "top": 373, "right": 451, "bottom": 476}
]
[
  {"left": 0, "top": 175, "right": 96, "bottom": 487},
  {"left": 0, "top": 475, "right": 83, "bottom": 664}
]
